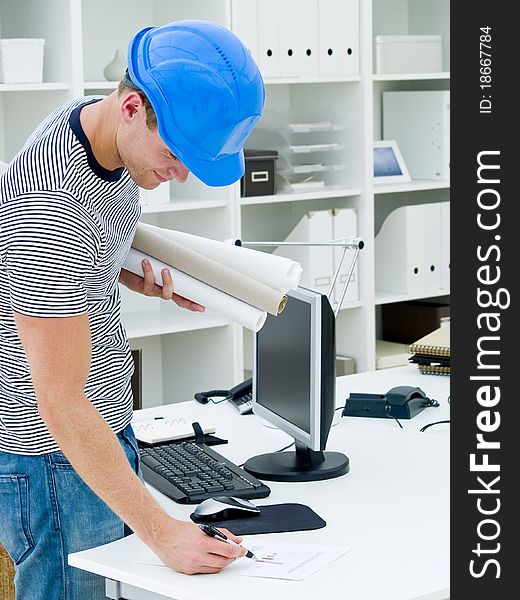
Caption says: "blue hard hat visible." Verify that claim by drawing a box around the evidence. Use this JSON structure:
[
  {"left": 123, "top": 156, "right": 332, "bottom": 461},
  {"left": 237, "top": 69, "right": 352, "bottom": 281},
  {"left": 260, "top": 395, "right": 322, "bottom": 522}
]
[{"left": 127, "top": 20, "right": 265, "bottom": 187}]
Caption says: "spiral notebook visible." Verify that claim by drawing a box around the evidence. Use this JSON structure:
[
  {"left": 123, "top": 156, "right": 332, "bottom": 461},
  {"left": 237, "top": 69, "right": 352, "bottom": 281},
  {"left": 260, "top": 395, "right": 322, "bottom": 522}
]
[
  {"left": 417, "top": 364, "right": 450, "bottom": 376},
  {"left": 408, "top": 323, "right": 450, "bottom": 375},
  {"left": 407, "top": 323, "right": 450, "bottom": 357}
]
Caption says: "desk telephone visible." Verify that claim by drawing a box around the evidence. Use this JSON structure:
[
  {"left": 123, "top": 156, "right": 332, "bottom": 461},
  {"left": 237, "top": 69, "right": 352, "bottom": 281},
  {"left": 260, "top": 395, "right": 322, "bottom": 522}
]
[
  {"left": 343, "top": 385, "right": 439, "bottom": 420},
  {"left": 194, "top": 378, "right": 253, "bottom": 415}
]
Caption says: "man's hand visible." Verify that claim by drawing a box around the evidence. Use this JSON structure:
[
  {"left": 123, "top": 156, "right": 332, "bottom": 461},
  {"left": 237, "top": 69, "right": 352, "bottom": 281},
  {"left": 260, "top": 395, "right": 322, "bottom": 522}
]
[
  {"left": 151, "top": 519, "right": 246, "bottom": 575},
  {"left": 119, "top": 259, "right": 205, "bottom": 312}
]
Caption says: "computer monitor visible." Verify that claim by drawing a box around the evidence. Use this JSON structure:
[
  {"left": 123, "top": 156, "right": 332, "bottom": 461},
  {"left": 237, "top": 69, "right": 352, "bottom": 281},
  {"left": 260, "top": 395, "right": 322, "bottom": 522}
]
[{"left": 243, "top": 286, "right": 350, "bottom": 482}]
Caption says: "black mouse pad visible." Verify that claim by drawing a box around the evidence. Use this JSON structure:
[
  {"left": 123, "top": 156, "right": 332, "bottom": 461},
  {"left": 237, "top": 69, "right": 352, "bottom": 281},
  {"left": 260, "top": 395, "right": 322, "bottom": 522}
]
[{"left": 190, "top": 503, "right": 326, "bottom": 535}]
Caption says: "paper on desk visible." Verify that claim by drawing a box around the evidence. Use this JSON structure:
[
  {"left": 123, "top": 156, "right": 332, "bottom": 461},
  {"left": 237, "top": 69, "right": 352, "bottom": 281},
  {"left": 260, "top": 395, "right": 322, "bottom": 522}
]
[
  {"left": 230, "top": 541, "right": 350, "bottom": 580},
  {"left": 143, "top": 541, "right": 349, "bottom": 581},
  {"left": 131, "top": 416, "right": 216, "bottom": 444},
  {"left": 69, "top": 533, "right": 350, "bottom": 586}
]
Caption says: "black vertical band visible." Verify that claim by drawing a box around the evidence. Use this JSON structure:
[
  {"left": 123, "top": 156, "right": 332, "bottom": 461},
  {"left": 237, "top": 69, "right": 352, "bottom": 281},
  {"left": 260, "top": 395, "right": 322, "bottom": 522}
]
[{"left": 451, "top": 4, "right": 515, "bottom": 597}]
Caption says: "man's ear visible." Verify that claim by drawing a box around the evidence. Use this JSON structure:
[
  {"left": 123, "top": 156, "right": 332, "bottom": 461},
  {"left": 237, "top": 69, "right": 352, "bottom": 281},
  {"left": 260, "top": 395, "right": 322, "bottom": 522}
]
[{"left": 120, "top": 91, "right": 145, "bottom": 123}]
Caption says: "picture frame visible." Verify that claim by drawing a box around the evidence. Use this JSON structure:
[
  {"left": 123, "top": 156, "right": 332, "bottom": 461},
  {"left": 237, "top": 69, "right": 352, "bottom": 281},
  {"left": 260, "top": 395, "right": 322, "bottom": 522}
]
[{"left": 373, "top": 140, "right": 411, "bottom": 184}]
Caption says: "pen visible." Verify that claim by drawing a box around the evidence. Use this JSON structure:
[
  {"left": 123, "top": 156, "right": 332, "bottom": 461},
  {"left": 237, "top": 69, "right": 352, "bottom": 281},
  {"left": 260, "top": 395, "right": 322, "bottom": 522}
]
[{"left": 198, "top": 524, "right": 257, "bottom": 560}]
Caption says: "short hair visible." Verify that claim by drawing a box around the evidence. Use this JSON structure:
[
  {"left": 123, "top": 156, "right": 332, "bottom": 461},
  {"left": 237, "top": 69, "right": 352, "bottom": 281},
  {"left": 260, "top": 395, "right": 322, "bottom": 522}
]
[{"left": 117, "top": 70, "right": 157, "bottom": 128}]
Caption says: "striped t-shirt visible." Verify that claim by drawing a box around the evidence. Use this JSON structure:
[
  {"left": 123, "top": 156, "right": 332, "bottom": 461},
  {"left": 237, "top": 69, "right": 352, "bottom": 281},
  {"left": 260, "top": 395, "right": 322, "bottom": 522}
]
[{"left": 0, "top": 96, "right": 141, "bottom": 455}]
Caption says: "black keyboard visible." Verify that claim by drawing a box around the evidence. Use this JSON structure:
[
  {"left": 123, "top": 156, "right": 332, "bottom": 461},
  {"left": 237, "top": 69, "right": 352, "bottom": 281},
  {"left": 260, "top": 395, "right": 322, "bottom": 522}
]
[{"left": 139, "top": 440, "right": 271, "bottom": 504}]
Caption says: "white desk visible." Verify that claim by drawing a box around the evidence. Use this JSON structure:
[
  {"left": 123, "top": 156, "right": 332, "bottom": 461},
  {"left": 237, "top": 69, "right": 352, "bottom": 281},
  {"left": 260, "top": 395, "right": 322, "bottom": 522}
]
[{"left": 69, "top": 366, "right": 450, "bottom": 600}]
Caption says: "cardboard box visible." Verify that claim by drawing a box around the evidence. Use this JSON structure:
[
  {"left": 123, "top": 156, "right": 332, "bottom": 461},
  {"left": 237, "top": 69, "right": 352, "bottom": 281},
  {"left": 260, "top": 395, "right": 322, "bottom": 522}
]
[
  {"left": 382, "top": 300, "right": 450, "bottom": 344},
  {"left": 375, "top": 35, "right": 442, "bottom": 74},
  {"left": 240, "top": 149, "right": 278, "bottom": 197}
]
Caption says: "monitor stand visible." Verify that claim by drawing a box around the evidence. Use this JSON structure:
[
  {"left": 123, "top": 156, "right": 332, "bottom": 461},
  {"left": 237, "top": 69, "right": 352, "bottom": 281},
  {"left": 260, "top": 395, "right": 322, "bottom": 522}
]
[{"left": 243, "top": 440, "right": 350, "bottom": 482}]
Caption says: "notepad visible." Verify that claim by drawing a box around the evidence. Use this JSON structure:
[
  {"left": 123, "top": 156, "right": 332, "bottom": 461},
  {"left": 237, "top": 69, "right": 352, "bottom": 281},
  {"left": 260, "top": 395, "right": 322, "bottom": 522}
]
[
  {"left": 416, "top": 364, "right": 450, "bottom": 376},
  {"left": 407, "top": 323, "right": 450, "bottom": 376},
  {"left": 407, "top": 323, "right": 450, "bottom": 357},
  {"left": 131, "top": 417, "right": 216, "bottom": 444}
]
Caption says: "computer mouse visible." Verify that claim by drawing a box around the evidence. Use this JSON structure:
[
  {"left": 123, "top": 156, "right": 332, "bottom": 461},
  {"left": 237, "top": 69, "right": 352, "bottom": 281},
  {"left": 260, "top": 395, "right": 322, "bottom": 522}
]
[{"left": 192, "top": 496, "right": 261, "bottom": 521}]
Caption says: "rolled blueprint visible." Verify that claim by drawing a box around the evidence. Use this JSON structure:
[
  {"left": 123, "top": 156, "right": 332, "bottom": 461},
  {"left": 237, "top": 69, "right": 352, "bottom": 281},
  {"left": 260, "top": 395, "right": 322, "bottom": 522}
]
[
  {"left": 138, "top": 222, "right": 302, "bottom": 293},
  {"left": 123, "top": 248, "right": 267, "bottom": 332},
  {"left": 132, "top": 224, "right": 287, "bottom": 316}
]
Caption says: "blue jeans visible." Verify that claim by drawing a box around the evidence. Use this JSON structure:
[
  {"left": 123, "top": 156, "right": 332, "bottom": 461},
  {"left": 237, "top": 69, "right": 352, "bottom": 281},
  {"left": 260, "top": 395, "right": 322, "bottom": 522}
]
[{"left": 0, "top": 423, "right": 141, "bottom": 600}]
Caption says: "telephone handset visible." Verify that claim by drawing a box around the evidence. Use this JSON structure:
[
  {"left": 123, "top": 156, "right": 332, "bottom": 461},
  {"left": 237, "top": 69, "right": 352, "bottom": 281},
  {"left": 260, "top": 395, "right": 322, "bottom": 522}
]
[
  {"left": 194, "top": 378, "right": 253, "bottom": 415},
  {"left": 228, "top": 378, "right": 253, "bottom": 415}
]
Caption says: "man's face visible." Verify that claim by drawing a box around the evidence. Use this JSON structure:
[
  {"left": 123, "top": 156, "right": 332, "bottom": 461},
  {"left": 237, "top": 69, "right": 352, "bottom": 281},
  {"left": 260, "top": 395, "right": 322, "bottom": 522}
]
[{"left": 117, "top": 98, "right": 189, "bottom": 190}]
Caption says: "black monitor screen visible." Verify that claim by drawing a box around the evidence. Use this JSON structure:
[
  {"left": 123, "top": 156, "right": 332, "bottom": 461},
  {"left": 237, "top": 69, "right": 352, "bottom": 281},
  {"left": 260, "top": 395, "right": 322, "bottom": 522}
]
[
  {"left": 246, "top": 287, "right": 348, "bottom": 482},
  {"left": 256, "top": 296, "right": 311, "bottom": 434}
]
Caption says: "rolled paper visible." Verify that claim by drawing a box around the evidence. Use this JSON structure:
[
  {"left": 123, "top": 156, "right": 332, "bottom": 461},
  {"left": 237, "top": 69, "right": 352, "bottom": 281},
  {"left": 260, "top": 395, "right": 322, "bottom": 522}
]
[
  {"left": 131, "top": 224, "right": 287, "bottom": 316},
  {"left": 123, "top": 249, "right": 268, "bottom": 332},
  {"left": 138, "top": 222, "right": 302, "bottom": 293}
]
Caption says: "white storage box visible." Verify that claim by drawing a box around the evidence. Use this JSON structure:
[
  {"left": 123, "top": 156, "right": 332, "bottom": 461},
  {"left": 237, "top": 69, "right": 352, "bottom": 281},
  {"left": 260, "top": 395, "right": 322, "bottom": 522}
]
[
  {"left": 376, "top": 35, "right": 442, "bottom": 74},
  {"left": 383, "top": 90, "right": 450, "bottom": 180},
  {"left": 375, "top": 202, "right": 443, "bottom": 295},
  {"left": 0, "top": 38, "right": 45, "bottom": 84}
]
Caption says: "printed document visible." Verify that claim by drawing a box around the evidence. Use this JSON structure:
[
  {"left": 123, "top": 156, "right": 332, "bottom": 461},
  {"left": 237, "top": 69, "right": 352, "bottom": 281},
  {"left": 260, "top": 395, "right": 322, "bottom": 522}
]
[
  {"left": 227, "top": 541, "right": 350, "bottom": 580},
  {"left": 143, "top": 541, "right": 349, "bottom": 581}
]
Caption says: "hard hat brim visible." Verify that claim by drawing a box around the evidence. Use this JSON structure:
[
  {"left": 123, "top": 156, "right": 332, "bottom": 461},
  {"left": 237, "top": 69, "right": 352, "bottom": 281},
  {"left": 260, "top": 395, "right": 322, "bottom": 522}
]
[{"left": 179, "top": 146, "right": 245, "bottom": 187}]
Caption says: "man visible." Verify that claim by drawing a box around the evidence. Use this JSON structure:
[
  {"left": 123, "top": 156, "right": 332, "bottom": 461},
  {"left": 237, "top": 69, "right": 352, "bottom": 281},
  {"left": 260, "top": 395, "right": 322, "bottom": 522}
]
[{"left": 0, "top": 20, "right": 264, "bottom": 599}]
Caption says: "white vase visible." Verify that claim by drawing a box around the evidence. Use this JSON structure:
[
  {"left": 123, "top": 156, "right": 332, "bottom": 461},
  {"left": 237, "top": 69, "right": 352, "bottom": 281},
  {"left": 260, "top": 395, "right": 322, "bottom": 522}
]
[{"left": 103, "top": 48, "right": 127, "bottom": 81}]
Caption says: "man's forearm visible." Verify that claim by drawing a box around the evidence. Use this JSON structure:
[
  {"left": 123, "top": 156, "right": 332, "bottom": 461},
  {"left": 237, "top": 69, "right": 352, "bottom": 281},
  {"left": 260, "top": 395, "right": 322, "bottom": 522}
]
[
  {"left": 14, "top": 270, "right": 239, "bottom": 574},
  {"left": 39, "top": 393, "right": 174, "bottom": 549}
]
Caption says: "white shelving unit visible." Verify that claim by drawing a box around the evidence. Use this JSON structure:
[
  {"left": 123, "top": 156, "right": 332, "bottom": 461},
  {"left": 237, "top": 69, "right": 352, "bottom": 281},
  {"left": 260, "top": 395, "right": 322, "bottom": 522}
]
[
  {"left": 0, "top": 0, "right": 450, "bottom": 407},
  {"left": 371, "top": 0, "right": 450, "bottom": 369}
]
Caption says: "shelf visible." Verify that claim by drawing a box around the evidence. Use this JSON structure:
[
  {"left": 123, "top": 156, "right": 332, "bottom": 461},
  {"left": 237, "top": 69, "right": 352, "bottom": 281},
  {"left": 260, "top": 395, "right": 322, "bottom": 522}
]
[
  {"left": 240, "top": 187, "right": 361, "bottom": 206},
  {"left": 287, "top": 143, "right": 343, "bottom": 153},
  {"left": 374, "top": 180, "right": 450, "bottom": 195},
  {"left": 0, "top": 82, "right": 70, "bottom": 92},
  {"left": 280, "top": 164, "right": 344, "bottom": 176},
  {"left": 375, "top": 289, "right": 450, "bottom": 306},
  {"left": 87, "top": 77, "right": 361, "bottom": 90},
  {"left": 336, "top": 300, "right": 363, "bottom": 311},
  {"left": 372, "top": 72, "right": 450, "bottom": 81},
  {"left": 122, "top": 308, "right": 229, "bottom": 339},
  {"left": 265, "top": 75, "right": 361, "bottom": 85},
  {"left": 83, "top": 81, "right": 118, "bottom": 90},
  {"left": 141, "top": 198, "right": 228, "bottom": 213}
]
